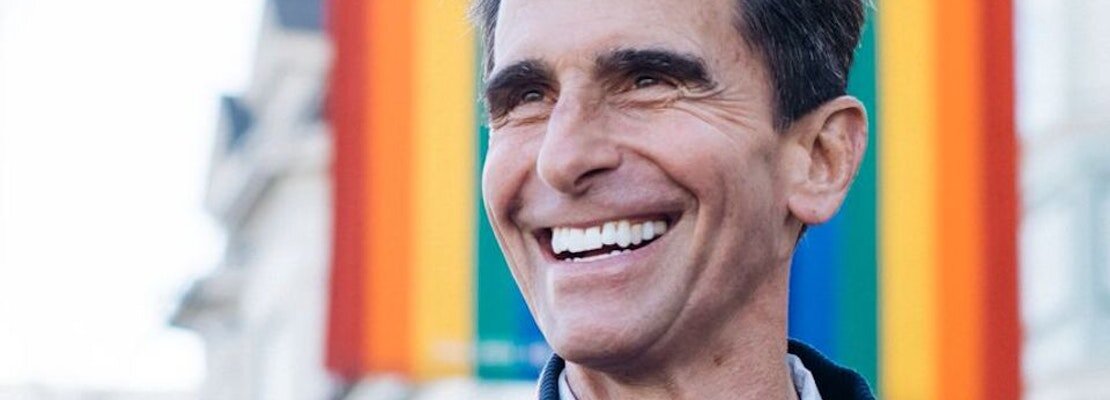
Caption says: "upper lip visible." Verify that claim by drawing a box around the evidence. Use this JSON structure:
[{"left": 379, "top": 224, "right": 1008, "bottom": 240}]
[
  {"left": 517, "top": 203, "right": 684, "bottom": 234},
  {"left": 513, "top": 192, "right": 689, "bottom": 230},
  {"left": 534, "top": 213, "right": 677, "bottom": 230}
]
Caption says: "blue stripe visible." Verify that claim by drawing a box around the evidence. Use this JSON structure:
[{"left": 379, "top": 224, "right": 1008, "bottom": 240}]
[{"left": 788, "top": 215, "right": 842, "bottom": 359}]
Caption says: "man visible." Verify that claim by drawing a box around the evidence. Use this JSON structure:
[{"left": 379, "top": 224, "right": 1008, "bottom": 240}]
[{"left": 474, "top": 0, "right": 873, "bottom": 398}]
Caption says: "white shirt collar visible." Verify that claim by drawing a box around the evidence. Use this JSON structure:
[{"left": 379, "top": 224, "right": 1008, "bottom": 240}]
[
  {"left": 787, "top": 353, "right": 823, "bottom": 400},
  {"left": 555, "top": 356, "right": 822, "bottom": 400},
  {"left": 558, "top": 367, "right": 576, "bottom": 400}
]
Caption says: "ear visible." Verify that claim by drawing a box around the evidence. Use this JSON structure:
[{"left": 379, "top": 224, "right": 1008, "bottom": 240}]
[{"left": 782, "top": 96, "right": 868, "bottom": 225}]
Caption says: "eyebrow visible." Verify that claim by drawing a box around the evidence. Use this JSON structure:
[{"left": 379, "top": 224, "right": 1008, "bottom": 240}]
[
  {"left": 480, "top": 49, "right": 714, "bottom": 118},
  {"left": 595, "top": 48, "right": 715, "bottom": 88}
]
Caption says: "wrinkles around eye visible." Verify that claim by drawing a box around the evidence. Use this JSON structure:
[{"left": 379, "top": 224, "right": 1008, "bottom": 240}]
[
  {"left": 610, "top": 80, "right": 717, "bottom": 110},
  {"left": 491, "top": 101, "right": 554, "bottom": 129}
]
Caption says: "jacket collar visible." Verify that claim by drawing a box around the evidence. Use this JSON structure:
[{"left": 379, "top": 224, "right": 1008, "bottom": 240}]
[{"left": 537, "top": 339, "right": 874, "bottom": 400}]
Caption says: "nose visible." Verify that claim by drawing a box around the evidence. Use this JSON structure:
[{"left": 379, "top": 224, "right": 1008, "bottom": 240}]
[{"left": 535, "top": 94, "right": 621, "bottom": 195}]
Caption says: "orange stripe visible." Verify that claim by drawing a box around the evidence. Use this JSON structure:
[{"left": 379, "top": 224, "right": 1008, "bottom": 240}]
[
  {"left": 935, "top": 0, "right": 985, "bottom": 397},
  {"left": 363, "top": 0, "right": 415, "bottom": 373}
]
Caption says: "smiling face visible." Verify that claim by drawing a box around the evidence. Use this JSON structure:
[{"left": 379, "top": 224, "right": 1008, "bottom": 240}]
[{"left": 481, "top": 0, "right": 805, "bottom": 365}]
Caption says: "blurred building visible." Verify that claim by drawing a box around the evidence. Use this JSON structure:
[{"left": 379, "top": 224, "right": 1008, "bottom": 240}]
[
  {"left": 1018, "top": 1, "right": 1110, "bottom": 399},
  {"left": 170, "top": 0, "right": 334, "bottom": 399},
  {"left": 169, "top": 0, "right": 538, "bottom": 396},
  {"left": 0, "top": 386, "right": 194, "bottom": 400}
]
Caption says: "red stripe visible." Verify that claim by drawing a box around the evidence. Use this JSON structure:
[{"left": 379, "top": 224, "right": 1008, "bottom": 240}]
[
  {"left": 979, "top": 0, "right": 1022, "bottom": 397},
  {"left": 324, "top": 0, "right": 368, "bottom": 380}
]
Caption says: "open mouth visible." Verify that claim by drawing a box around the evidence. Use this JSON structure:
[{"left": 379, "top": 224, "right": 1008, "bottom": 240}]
[{"left": 537, "top": 215, "right": 676, "bottom": 263}]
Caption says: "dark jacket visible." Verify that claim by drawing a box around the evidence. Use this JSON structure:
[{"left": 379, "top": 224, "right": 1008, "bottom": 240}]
[{"left": 537, "top": 339, "right": 875, "bottom": 400}]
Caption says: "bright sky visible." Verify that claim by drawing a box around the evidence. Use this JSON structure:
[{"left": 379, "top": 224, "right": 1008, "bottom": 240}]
[{"left": 0, "top": 0, "right": 261, "bottom": 391}]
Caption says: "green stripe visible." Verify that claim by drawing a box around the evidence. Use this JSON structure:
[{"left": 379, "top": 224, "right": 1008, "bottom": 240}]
[{"left": 838, "top": 4, "right": 880, "bottom": 391}]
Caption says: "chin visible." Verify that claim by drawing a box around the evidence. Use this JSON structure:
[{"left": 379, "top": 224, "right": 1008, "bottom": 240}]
[
  {"left": 549, "top": 323, "right": 652, "bottom": 366},
  {"left": 539, "top": 296, "right": 676, "bottom": 367}
]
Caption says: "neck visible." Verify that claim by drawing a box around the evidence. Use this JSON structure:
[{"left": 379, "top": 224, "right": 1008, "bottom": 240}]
[{"left": 563, "top": 258, "right": 796, "bottom": 400}]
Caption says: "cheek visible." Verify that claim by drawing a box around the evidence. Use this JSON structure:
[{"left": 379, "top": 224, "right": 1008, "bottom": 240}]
[
  {"left": 480, "top": 152, "right": 507, "bottom": 219},
  {"left": 481, "top": 135, "right": 534, "bottom": 222},
  {"left": 611, "top": 107, "right": 783, "bottom": 258},
  {"left": 614, "top": 108, "right": 773, "bottom": 205},
  {"left": 481, "top": 133, "right": 544, "bottom": 270}
]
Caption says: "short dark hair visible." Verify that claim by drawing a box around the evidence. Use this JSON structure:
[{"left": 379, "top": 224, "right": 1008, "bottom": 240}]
[{"left": 470, "top": 0, "right": 866, "bottom": 129}]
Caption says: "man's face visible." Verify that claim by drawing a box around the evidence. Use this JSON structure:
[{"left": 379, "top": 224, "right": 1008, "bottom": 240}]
[{"left": 482, "top": 0, "right": 799, "bottom": 363}]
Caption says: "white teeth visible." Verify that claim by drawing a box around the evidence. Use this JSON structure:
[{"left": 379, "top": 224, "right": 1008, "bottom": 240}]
[
  {"left": 552, "top": 228, "right": 566, "bottom": 254},
  {"left": 558, "top": 228, "right": 571, "bottom": 253},
  {"left": 569, "top": 248, "right": 633, "bottom": 263},
  {"left": 571, "top": 252, "right": 616, "bottom": 263},
  {"left": 550, "top": 218, "right": 671, "bottom": 257},
  {"left": 568, "top": 228, "right": 585, "bottom": 253},
  {"left": 616, "top": 220, "right": 632, "bottom": 247},
  {"left": 643, "top": 221, "right": 655, "bottom": 241},
  {"left": 601, "top": 222, "right": 617, "bottom": 245},
  {"left": 584, "top": 227, "right": 603, "bottom": 251}
]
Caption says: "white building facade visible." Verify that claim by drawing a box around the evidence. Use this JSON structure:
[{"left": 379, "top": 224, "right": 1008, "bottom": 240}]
[
  {"left": 1018, "top": 0, "right": 1110, "bottom": 399},
  {"left": 170, "top": 0, "right": 335, "bottom": 399}
]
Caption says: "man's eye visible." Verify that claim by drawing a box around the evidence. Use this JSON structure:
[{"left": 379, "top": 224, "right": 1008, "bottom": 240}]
[
  {"left": 520, "top": 89, "right": 544, "bottom": 103},
  {"left": 634, "top": 75, "right": 663, "bottom": 89}
]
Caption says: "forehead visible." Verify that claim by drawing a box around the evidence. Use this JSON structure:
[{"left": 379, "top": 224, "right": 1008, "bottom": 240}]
[{"left": 493, "top": 0, "right": 739, "bottom": 73}]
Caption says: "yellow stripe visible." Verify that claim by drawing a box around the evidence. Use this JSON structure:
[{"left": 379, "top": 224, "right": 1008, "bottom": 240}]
[
  {"left": 411, "top": 0, "right": 477, "bottom": 379},
  {"left": 879, "top": 0, "right": 938, "bottom": 398}
]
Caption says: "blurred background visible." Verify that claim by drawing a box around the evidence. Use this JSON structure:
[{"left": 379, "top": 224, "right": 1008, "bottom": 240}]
[{"left": 0, "top": 0, "right": 1108, "bottom": 399}]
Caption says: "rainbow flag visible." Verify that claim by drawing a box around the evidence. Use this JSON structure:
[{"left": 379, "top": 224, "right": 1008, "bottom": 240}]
[
  {"left": 325, "top": 0, "right": 477, "bottom": 380},
  {"left": 324, "top": 0, "right": 1022, "bottom": 397},
  {"left": 324, "top": 0, "right": 545, "bottom": 381}
]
